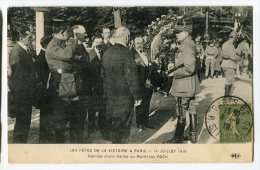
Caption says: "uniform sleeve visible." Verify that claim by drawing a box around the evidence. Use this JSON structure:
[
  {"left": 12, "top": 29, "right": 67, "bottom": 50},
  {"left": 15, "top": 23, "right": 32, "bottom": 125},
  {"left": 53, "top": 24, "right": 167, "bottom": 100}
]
[
  {"left": 124, "top": 50, "right": 140, "bottom": 100},
  {"left": 173, "top": 48, "right": 196, "bottom": 79},
  {"left": 229, "top": 46, "right": 241, "bottom": 61},
  {"left": 50, "top": 38, "right": 77, "bottom": 61}
]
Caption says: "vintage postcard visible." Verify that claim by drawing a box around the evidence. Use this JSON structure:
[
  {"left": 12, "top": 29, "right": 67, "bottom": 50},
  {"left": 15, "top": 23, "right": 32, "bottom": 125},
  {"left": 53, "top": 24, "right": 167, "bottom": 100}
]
[{"left": 7, "top": 6, "right": 254, "bottom": 163}]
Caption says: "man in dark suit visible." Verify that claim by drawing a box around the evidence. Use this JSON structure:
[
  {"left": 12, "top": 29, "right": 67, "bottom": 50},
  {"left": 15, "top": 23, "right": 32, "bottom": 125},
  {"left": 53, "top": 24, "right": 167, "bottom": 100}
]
[
  {"left": 72, "top": 25, "right": 91, "bottom": 143},
  {"left": 101, "top": 28, "right": 113, "bottom": 52},
  {"left": 88, "top": 35, "right": 108, "bottom": 139},
  {"left": 133, "top": 36, "right": 154, "bottom": 132},
  {"left": 35, "top": 35, "right": 54, "bottom": 143},
  {"left": 9, "top": 27, "right": 36, "bottom": 143},
  {"left": 102, "top": 27, "right": 141, "bottom": 143}
]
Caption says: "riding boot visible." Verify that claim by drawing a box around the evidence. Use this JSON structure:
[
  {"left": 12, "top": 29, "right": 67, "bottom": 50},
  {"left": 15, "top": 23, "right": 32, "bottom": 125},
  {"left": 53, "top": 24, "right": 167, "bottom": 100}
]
[
  {"left": 189, "top": 114, "right": 197, "bottom": 143},
  {"left": 163, "top": 116, "right": 186, "bottom": 143},
  {"left": 224, "top": 84, "right": 232, "bottom": 96}
]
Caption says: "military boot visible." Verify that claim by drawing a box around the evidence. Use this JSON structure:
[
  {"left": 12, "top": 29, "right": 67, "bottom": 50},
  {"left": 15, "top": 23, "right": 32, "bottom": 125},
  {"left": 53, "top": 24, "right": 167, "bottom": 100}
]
[
  {"left": 163, "top": 116, "right": 186, "bottom": 143},
  {"left": 224, "top": 84, "right": 232, "bottom": 96},
  {"left": 189, "top": 114, "right": 198, "bottom": 143}
]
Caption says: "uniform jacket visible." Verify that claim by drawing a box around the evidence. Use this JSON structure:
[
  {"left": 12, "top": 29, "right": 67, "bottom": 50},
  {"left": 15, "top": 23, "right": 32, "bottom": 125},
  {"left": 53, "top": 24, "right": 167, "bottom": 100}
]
[
  {"left": 170, "top": 36, "right": 200, "bottom": 97},
  {"left": 45, "top": 37, "right": 77, "bottom": 72},
  {"left": 221, "top": 39, "right": 241, "bottom": 69},
  {"left": 9, "top": 43, "right": 36, "bottom": 104},
  {"left": 45, "top": 37, "right": 78, "bottom": 99},
  {"left": 89, "top": 48, "right": 103, "bottom": 96},
  {"left": 102, "top": 43, "right": 140, "bottom": 120}
]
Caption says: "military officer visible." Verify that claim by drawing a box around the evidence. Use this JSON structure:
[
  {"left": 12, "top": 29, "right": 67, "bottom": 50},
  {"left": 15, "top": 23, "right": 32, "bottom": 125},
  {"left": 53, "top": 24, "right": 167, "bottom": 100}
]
[
  {"left": 102, "top": 27, "right": 141, "bottom": 143},
  {"left": 221, "top": 31, "right": 241, "bottom": 96},
  {"left": 45, "top": 26, "right": 80, "bottom": 143},
  {"left": 165, "top": 25, "right": 200, "bottom": 144}
]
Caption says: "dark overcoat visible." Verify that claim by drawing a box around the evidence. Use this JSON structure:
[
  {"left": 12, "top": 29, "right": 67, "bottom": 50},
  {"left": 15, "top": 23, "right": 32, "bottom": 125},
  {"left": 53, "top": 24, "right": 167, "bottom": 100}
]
[
  {"left": 102, "top": 41, "right": 113, "bottom": 53},
  {"left": 170, "top": 36, "right": 200, "bottom": 97},
  {"left": 132, "top": 50, "right": 153, "bottom": 97},
  {"left": 89, "top": 49, "right": 103, "bottom": 97},
  {"left": 9, "top": 44, "right": 36, "bottom": 105},
  {"left": 102, "top": 43, "right": 140, "bottom": 121}
]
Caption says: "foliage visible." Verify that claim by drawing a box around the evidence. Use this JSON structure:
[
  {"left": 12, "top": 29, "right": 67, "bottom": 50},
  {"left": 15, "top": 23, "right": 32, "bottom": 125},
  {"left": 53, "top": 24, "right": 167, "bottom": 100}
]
[
  {"left": 8, "top": 7, "right": 35, "bottom": 40},
  {"left": 8, "top": 7, "right": 171, "bottom": 41},
  {"left": 144, "top": 8, "right": 199, "bottom": 67}
]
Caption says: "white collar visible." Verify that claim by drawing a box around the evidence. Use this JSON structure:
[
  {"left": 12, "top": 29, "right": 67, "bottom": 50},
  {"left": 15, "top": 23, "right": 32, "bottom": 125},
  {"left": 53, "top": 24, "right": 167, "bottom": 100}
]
[
  {"left": 136, "top": 49, "right": 148, "bottom": 66},
  {"left": 116, "top": 41, "right": 127, "bottom": 48},
  {"left": 109, "top": 40, "right": 115, "bottom": 45},
  {"left": 104, "top": 39, "right": 108, "bottom": 44},
  {"left": 18, "top": 41, "right": 28, "bottom": 51},
  {"left": 94, "top": 48, "right": 101, "bottom": 59}
]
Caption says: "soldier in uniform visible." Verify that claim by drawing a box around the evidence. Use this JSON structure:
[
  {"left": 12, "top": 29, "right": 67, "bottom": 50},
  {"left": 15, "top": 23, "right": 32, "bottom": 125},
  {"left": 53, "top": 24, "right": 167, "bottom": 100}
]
[
  {"left": 102, "top": 27, "right": 141, "bottom": 143},
  {"left": 204, "top": 40, "right": 218, "bottom": 79},
  {"left": 9, "top": 27, "right": 35, "bottom": 143},
  {"left": 165, "top": 25, "right": 200, "bottom": 144},
  {"left": 221, "top": 31, "right": 241, "bottom": 96},
  {"left": 45, "top": 26, "right": 81, "bottom": 143}
]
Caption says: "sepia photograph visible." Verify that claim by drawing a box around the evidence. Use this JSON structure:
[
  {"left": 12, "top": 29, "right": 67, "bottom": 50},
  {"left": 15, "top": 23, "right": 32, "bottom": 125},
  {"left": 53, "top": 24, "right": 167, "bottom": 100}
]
[{"left": 7, "top": 6, "right": 254, "bottom": 163}]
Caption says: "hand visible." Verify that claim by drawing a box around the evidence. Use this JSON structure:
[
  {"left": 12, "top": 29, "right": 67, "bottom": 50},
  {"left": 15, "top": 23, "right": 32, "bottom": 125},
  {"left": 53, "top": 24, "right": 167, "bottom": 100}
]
[
  {"left": 167, "top": 63, "right": 174, "bottom": 70},
  {"left": 145, "top": 79, "right": 153, "bottom": 89},
  {"left": 134, "top": 99, "right": 142, "bottom": 107}
]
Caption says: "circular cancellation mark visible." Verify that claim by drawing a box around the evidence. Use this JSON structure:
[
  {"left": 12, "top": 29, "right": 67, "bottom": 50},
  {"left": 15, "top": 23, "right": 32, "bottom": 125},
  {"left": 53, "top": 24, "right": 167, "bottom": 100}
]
[{"left": 205, "top": 96, "right": 253, "bottom": 143}]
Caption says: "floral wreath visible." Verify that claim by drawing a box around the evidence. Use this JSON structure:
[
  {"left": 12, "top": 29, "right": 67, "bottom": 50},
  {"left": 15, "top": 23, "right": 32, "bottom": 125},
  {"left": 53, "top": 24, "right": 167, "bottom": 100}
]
[{"left": 143, "top": 8, "right": 199, "bottom": 68}]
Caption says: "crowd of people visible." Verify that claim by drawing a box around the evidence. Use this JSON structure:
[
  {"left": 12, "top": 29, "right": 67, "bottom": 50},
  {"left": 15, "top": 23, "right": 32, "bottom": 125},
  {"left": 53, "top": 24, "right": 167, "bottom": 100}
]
[
  {"left": 160, "top": 30, "right": 253, "bottom": 97},
  {"left": 8, "top": 25, "right": 157, "bottom": 144},
  {"left": 8, "top": 22, "right": 253, "bottom": 144}
]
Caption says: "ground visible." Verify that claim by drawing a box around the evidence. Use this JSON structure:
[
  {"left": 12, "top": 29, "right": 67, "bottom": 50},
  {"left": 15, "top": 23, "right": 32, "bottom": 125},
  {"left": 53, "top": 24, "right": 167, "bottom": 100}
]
[{"left": 8, "top": 74, "right": 253, "bottom": 144}]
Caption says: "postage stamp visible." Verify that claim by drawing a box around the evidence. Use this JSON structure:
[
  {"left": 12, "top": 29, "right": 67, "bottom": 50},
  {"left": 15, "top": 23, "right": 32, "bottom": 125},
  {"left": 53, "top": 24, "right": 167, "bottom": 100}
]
[{"left": 205, "top": 96, "right": 253, "bottom": 143}]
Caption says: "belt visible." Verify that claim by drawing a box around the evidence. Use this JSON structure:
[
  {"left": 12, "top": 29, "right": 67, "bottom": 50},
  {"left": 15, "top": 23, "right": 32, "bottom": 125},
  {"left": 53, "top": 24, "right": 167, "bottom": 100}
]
[{"left": 51, "top": 68, "right": 74, "bottom": 74}]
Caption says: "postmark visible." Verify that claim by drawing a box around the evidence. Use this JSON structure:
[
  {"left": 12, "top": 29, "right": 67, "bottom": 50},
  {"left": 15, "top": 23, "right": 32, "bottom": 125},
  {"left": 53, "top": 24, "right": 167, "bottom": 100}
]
[{"left": 205, "top": 96, "right": 253, "bottom": 143}]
